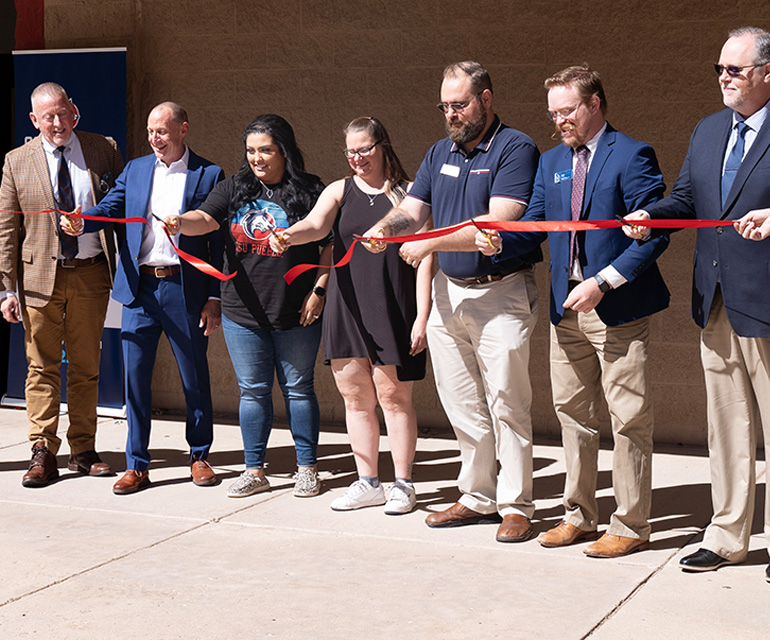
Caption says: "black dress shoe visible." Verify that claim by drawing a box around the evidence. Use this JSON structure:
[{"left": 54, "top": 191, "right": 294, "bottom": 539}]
[{"left": 680, "top": 548, "right": 731, "bottom": 572}]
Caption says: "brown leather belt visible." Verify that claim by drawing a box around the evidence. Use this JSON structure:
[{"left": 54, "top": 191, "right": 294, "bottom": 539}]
[
  {"left": 140, "top": 265, "right": 181, "bottom": 278},
  {"left": 451, "top": 263, "right": 533, "bottom": 286},
  {"left": 58, "top": 253, "right": 106, "bottom": 268}
]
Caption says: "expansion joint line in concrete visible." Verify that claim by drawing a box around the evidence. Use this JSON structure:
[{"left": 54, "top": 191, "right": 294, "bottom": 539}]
[
  {"left": 580, "top": 528, "right": 708, "bottom": 639},
  {"left": 0, "top": 496, "right": 274, "bottom": 610}
]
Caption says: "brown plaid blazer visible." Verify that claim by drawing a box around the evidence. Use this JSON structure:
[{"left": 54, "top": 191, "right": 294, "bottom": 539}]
[{"left": 0, "top": 130, "right": 124, "bottom": 308}]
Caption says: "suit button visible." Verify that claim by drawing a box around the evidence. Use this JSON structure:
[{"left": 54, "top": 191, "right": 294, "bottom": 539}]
[
  {"left": 716, "top": 227, "right": 723, "bottom": 234},
  {"left": 712, "top": 260, "right": 718, "bottom": 267}
]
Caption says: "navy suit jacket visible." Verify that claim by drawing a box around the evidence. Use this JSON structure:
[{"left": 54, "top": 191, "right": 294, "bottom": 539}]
[
  {"left": 496, "top": 125, "right": 670, "bottom": 326},
  {"left": 646, "top": 108, "right": 770, "bottom": 337},
  {"left": 83, "top": 150, "right": 224, "bottom": 315}
]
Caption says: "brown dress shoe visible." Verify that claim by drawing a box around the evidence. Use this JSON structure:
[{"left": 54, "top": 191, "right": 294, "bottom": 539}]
[
  {"left": 113, "top": 470, "right": 150, "bottom": 495},
  {"left": 22, "top": 444, "right": 59, "bottom": 487},
  {"left": 584, "top": 533, "right": 649, "bottom": 558},
  {"left": 496, "top": 514, "right": 533, "bottom": 543},
  {"left": 68, "top": 450, "right": 113, "bottom": 476},
  {"left": 425, "top": 502, "right": 500, "bottom": 528},
  {"left": 538, "top": 520, "right": 599, "bottom": 548},
  {"left": 191, "top": 456, "right": 216, "bottom": 486}
]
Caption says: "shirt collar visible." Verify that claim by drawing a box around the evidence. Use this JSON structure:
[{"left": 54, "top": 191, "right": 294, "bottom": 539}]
[
  {"left": 575, "top": 121, "right": 607, "bottom": 157},
  {"left": 42, "top": 130, "right": 78, "bottom": 157},
  {"left": 450, "top": 114, "right": 502, "bottom": 156},
  {"left": 732, "top": 100, "right": 769, "bottom": 132},
  {"left": 154, "top": 145, "right": 190, "bottom": 171}
]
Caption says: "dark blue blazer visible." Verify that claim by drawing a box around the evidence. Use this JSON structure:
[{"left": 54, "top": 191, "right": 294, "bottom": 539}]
[
  {"left": 646, "top": 108, "right": 770, "bottom": 337},
  {"left": 496, "top": 125, "right": 670, "bottom": 326},
  {"left": 83, "top": 150, "right": 225, "bottom": 315}
]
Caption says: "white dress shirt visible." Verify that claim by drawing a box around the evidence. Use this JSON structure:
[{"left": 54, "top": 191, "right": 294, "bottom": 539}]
[
  {"left": 43, "top": 132, "right": 102, "bottom": 259},
  {"left": 138, "top": 147, "right": 189, "bottom": 267}
]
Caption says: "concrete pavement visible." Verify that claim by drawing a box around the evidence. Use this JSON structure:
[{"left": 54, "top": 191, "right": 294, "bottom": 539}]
[{"left": 0, "top": 406, "right": 767, "bottom": 639}]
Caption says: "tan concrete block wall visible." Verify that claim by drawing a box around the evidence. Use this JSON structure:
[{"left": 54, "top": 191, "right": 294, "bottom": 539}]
[{"left": 44, "top": 0, "right": 770, "bottom": 444}]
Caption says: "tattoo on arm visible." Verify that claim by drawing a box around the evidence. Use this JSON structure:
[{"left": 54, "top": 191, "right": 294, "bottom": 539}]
[{"left": 385, "top": 211, "right": 412, "bottom": 236}]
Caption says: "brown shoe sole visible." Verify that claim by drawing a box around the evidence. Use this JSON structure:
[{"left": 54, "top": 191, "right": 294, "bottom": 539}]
[
  {"left": 584, "top": 540, "right": 650, "bottom": 558},
  {"left": 67, "top": 461, "right": 114, "bottom": 477},
  {"left": 496, "top": 528, "right": 534, "bottom": 543},
  {"left": 538, "top": 529, "right": 599, "bottom": 548},
  {"left": 113, "top": 476, "right": 151, "bottom": 495},
  {"left": 21, "top": 469, "right": 59, "bottom": 488},
  {"left": 425, "top": 513, "right": 502, "bottom": 529},
  {"left": 192, "top": 474, "right": 217, "bottom": 487}
]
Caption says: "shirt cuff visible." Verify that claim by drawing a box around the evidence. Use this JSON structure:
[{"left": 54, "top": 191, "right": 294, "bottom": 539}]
[
  {"left": 0, "top": 290, "right": 17, "bottom": 300},
  {"left": 598, "top": 266, "right": 626, "bottom": 289}
]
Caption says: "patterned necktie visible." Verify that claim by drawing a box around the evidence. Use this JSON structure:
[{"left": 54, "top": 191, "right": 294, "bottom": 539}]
[
  {"left": 57, "top": 145, "right": 79, "bottom": 260},
  {"left": 721, "top": 121, "right": 749, "bottom": 209},
  {"left": 569, "top": 145, "right": 590, "bottom": 270}
]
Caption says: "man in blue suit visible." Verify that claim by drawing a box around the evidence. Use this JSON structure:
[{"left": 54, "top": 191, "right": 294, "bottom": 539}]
[
  {"left": 65, "top": 102, "right": 224, "bottom": 494},
  {"left": 626, "top": 27, "right": 770, "bottom": 582},
  {"left": 477, "top": 66, "right": 669, "bottom": 558}
]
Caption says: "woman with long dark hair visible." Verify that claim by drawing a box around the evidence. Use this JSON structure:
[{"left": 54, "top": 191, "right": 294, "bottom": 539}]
[
  {"left": 270, "top": 117, "right": 432, "bottom": 515},
  {"left": 168, "top": 114, "right": 331, "bottom": 499}
]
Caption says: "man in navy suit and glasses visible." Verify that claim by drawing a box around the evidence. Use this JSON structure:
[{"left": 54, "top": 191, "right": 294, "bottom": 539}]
[
  {"left": 64, "top": 102, "right": 224, "bottom": 494},
  {"left": 625, "top": 26, "right": 770, "bottom": 582},
  {"left": 476, "top": 65, "right": 669, "bottom": 558}
]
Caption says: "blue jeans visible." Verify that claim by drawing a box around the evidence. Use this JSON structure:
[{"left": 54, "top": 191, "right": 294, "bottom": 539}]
[{"left": 222, "top": 314, "right": 321, "bottom": 468}]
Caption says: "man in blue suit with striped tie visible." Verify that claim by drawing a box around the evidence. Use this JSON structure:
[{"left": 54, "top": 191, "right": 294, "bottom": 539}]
[
  {"left": 65, "top": 102, "right": 224, "bottom": 493},
  {"left": 476, "top": 65, "right": 669, "bottom": 558}
]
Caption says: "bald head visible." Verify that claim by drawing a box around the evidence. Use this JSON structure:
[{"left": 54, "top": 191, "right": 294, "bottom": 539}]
[{"left": 146, "top": 102, "right": 189, "bottom": 166}]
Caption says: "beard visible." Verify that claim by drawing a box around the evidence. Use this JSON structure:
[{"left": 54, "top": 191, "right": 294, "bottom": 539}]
[
  {"left": 553, "top": 121, "right": 582, "bottom": 148},
  {"left": 446, "top": 109, "right": 487, "bottom": 145}
]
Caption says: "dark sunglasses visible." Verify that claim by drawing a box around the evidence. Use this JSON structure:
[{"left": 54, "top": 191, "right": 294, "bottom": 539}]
[{"left": 713, "top": 63, "right": 764, "bottom": 78}]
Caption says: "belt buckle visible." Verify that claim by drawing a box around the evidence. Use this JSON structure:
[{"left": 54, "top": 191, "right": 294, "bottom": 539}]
[
  {"left": 59, "top": 259, "right": 75, "bottom": 269},
  {"left": 153, "top": 266, "right": 165, "bottom": 277}
]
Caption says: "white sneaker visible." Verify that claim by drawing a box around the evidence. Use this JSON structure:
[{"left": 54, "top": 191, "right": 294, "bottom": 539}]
[
  {"left": 226, "top": 471, "right": 270, "bottom": 498},
  {"left": 330, "top": 479, "right": 386, "bottom": 511},
  {"left": 384, "top": 482, "right": 416, "bottom": 515}
]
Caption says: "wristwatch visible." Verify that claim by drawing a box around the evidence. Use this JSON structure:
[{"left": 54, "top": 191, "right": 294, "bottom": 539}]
[
  {"left": 312, "top": 285, "right": 326, "bottom": 298},
  {"left": 593, "top": 274, "right": 611, "bottom": 293}
]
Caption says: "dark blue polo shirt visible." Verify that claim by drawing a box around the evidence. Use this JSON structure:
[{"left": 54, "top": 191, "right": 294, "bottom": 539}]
[{"left": 408, "top": 115, "right": 541, "bottom": 279}]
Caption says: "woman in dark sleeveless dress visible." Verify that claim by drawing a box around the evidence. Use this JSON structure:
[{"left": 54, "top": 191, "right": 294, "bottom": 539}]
[{"left": 271, "top": 117, "right": 433, "bottom": 515}]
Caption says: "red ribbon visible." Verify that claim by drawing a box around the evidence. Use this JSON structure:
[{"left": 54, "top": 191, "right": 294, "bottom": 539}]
[
  {"left": 283, "top": 217, "right": 737, "bottom": 285},
  {"left": 1, "top": 208, "right": 235, "bottom": 282}
]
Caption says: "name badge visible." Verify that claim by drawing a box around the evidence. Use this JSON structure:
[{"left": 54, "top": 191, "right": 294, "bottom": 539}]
[
  {"left": 554, "top": 170, "right": 572, "bottom": 184},
  {"left": 440, "top": 163, "right": 461, "bottom": 178}
]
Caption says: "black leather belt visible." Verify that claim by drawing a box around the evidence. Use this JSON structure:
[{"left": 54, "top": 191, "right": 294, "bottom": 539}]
[
  {"left": 58, "top": 253, "right": 106, "bottom": 268},
  {"left": 451, "top": 263, "right": 533, "bottom": 285},
  {"left": 140, "top": 265, "right": 181, "bottom": 278}
]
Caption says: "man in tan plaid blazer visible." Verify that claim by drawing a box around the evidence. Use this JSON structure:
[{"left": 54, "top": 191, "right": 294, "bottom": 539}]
[{"left": 0, "top": 82, "right": 123, "bottom": 487}]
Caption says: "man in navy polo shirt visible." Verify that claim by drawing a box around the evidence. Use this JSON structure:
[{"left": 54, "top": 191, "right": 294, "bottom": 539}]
[{"left": 363, "top": 61, "right": 541, "bottom": 543}]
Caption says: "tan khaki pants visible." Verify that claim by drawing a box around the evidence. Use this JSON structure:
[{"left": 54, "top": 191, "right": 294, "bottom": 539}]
[
  {"left": 551, "top": 308, "right": 653, "bottom": 539},
  {"left": 21, "top": 260, "right": 111, "bottom": 455},
  {"left": 427, "top": 269, "right": 539, "bottom": 518}
]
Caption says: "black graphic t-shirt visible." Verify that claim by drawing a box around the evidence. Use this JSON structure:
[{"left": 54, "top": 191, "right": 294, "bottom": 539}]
[{"left": 198, "top": 175, "right": 327, "bottom": 330}]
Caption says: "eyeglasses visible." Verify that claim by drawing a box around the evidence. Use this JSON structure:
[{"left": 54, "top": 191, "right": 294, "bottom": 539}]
[
  {"left": 546, "top": 104, "right": 581, "bottom": 122},
  {"left": 343, "top": 140, "right": 382, "bottom": 158},
  {"left": 713, "top": 63, "right": 765, "bottom": 78},
  {"left": 436, "top": 91, "right": 484, "bottom": 114}
]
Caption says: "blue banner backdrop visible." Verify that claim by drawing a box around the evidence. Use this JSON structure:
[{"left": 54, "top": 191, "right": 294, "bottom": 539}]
[{"left": 2, "top": 48, "right": 127, "bottom": 415}]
